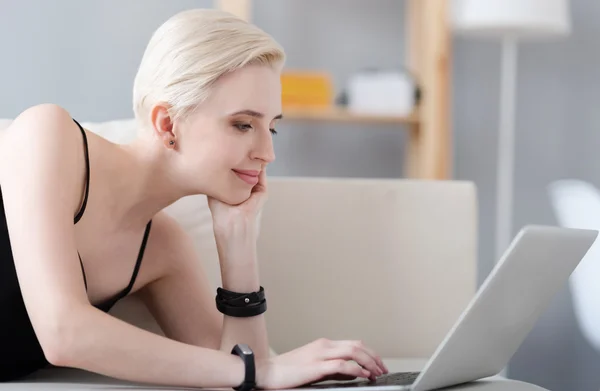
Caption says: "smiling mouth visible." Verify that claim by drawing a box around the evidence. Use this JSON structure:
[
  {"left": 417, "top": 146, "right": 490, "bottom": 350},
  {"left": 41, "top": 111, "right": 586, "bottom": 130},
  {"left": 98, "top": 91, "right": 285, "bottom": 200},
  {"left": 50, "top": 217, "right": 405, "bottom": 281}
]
[{"left": 232, "top": 169, "right": 260, "bottom": 185}]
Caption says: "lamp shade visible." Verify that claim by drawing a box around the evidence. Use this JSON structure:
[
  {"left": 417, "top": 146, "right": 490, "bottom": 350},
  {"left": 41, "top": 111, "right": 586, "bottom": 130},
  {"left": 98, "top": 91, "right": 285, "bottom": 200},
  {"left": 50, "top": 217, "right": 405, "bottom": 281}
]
[{"left": 451, "top": 0, "right": 571, "bottom": 40}]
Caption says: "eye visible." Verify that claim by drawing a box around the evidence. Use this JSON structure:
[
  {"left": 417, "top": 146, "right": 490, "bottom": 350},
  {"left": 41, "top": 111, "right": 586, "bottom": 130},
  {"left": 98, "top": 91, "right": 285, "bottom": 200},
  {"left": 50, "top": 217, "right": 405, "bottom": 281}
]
[
  {"left": 233, "top": 123, "right": 253, "bottom": 132},
  {"left": 233, "top": 122, "right": 277, "bottom": 135}
]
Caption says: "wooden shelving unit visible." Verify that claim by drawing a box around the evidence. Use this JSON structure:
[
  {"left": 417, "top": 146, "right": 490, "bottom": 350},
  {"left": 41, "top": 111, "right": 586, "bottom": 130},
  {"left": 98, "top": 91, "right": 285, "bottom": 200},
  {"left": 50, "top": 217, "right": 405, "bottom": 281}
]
[
  {"left": 282, "top": 107, "right": 420, "bottom": 126},
  {"left": 216, "top": 0, "right": 451, "bottom": 180}
]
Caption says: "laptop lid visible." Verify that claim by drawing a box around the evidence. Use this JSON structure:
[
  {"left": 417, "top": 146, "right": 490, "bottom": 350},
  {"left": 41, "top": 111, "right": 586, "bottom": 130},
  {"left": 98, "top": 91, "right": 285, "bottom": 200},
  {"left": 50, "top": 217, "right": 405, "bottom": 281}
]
[{"left": 412, "top": 225, "right": 597, "bottom": 391}]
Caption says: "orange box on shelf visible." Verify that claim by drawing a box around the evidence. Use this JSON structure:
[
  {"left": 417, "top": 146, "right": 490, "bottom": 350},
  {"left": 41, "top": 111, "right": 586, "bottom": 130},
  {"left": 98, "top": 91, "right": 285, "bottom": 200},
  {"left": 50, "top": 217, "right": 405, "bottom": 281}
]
[{"left": 280, "top": 70, "right": 334, "bottom": 108}]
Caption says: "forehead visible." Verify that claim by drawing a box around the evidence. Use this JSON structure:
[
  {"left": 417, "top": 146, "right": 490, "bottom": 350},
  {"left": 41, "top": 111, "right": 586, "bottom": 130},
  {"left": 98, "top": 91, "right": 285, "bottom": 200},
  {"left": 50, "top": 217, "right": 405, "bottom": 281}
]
[{"left": 206, "top": 64, "right": 282, "bottom": 116}]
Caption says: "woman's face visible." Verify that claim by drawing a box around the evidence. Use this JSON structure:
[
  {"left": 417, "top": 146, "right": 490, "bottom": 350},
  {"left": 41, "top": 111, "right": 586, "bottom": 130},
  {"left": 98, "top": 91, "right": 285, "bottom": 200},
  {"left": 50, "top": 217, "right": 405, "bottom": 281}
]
[{"left": 171, "top": 64, "right": 282, "bottom": 205}]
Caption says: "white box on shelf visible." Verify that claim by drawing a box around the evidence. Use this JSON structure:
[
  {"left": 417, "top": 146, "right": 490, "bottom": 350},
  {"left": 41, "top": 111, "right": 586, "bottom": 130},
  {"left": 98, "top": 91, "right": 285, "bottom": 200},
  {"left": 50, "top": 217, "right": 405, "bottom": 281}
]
[{"left": 346, "top": 70, "right": 415, "bottom": 116}]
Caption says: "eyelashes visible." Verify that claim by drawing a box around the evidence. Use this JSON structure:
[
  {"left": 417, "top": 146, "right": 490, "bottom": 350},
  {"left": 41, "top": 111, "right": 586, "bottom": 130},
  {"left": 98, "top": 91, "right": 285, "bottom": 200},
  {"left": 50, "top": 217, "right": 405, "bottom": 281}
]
[{"left": 233, "top": 123, "right": 278, "bottom": 135}]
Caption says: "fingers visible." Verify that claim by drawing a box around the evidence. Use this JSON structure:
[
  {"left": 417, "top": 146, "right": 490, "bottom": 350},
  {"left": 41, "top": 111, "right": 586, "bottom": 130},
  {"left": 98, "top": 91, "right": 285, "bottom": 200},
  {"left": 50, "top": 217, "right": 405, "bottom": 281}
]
[
  {"left": 347, "top": 341, "right": 389, "bottom": 374},
  {"left": 318, "top": 359, "right": 371, "bottom": 381},
  {"left": 259, "top": 167, "right": 267, "bottom": 190},
  {"left": 252, "top": 168, "right": 268, "bottom": 194},
  {"left": 324, "top": 341, "right": 383, "bottom": 378},
  {"left": 312, "top": 338, "right": 387, "bottom": 379}
]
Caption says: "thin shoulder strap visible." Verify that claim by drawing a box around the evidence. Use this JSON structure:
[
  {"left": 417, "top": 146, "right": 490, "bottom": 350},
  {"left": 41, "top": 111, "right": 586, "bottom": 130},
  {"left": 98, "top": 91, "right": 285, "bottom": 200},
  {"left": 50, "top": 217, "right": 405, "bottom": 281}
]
[
  {"left": 83, "top": 221, "right": 153, "bottom": 308},
  {"left": 119, "top": 220, "right": 153, "bottom": 298},
  {"left": 72, "top": 118, "right": 90, "bottom": 224},
  {"left": 79, "top": 253, "right": 88, "bottom": 291}
]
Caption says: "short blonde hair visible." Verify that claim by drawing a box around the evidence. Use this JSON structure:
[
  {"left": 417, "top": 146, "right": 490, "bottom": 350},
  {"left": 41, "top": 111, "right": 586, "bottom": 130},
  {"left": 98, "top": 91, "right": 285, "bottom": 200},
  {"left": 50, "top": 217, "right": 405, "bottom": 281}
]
[{"left": 132, "top": 8, "right": 285, "bottom": 125}]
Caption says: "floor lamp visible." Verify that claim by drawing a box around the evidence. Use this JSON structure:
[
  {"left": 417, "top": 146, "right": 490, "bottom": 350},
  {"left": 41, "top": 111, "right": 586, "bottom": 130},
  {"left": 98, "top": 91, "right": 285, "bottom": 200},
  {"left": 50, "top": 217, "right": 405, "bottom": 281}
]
[{"left": 451, "top": 0, "right": 572, "bottom": 262}]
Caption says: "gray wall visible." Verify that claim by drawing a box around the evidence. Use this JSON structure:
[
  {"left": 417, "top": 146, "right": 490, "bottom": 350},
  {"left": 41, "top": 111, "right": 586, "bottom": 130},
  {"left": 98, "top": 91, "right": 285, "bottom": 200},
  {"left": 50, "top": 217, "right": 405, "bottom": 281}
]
[
  {"left": 1, "top": 0, "right": 599, "bottom": 390},
  {"left": 453, "top": 1, "right": 600, "bottom": 390}
]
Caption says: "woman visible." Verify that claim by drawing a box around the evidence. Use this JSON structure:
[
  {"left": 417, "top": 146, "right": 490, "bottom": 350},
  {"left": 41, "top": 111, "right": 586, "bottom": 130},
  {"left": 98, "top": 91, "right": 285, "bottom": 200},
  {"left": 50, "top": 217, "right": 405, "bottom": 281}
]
[{"left": 0, "top": 8, "right": 388, "bottom": 390}]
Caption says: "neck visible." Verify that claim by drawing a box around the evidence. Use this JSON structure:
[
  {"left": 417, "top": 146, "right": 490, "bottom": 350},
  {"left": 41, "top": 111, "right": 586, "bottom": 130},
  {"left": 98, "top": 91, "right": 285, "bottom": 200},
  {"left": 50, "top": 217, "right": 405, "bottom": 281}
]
[{"left": 110, "top": 138, "right": 189, "bottom": 229}]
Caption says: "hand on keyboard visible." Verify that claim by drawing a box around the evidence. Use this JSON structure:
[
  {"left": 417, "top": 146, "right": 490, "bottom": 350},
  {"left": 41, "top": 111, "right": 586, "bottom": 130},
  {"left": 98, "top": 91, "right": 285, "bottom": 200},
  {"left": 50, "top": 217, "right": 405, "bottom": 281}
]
[{"left": 255, "top": 338, "right": 389, "bottom": 389}]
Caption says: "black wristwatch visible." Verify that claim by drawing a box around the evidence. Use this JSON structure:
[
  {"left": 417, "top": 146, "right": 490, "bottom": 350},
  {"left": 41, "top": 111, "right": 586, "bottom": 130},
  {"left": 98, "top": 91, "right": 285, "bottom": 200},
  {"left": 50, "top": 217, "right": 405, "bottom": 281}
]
[{"left": 231, "top": 344, "right": 256, "bottom": 391}]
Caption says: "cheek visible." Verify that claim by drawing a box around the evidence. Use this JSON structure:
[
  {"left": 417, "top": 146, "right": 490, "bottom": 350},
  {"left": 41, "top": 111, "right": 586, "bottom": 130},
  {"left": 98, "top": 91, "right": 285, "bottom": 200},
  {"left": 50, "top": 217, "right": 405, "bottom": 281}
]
[
  {"left": 185, "top": 137, "right": 245, "bottom": 172},
  {"left": 211, "top": 134, "right": 249, "bottom": 164}
]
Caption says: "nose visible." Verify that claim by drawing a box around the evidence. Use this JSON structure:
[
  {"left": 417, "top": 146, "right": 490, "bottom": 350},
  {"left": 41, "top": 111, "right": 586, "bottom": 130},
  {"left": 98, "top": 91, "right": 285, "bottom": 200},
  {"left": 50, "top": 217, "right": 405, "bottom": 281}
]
[{"left": 251, "top": 129, "right": 276, "bottom": 164}]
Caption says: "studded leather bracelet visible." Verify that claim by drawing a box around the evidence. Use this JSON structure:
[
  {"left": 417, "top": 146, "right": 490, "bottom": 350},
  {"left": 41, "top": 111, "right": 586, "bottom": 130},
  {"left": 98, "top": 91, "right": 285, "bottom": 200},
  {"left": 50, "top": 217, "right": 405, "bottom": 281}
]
[{"left": 215, "top": 286, "right": 267, "bottom": 318}]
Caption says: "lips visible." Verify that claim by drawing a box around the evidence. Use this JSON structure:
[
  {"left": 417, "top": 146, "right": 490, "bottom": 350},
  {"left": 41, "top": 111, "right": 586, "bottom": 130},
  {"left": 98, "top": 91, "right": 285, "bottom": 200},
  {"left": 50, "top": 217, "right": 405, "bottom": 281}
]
[{"left": 233, "top": 169, "right": 260, "bottom": 185}]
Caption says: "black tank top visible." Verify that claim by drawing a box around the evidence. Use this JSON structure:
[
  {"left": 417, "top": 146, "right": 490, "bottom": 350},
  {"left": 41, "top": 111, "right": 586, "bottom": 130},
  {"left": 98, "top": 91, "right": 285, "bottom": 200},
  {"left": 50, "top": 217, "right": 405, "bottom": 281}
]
[{"left": 0, "top": 118, "right": 152, "bottom": 381}]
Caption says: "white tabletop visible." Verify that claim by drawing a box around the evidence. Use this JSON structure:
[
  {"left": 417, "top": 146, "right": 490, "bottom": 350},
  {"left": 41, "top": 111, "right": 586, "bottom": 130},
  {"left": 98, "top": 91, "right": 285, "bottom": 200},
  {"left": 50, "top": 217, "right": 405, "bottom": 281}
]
[{"left": 0, "top": 359, "right": 549, "bottom": 391}]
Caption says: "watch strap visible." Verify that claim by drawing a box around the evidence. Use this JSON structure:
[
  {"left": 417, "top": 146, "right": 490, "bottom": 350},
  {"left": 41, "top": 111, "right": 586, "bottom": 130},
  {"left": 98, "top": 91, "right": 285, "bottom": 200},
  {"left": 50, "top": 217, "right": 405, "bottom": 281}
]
[{"left": 232, "top": 344, "right": 256, "bottom": 391}]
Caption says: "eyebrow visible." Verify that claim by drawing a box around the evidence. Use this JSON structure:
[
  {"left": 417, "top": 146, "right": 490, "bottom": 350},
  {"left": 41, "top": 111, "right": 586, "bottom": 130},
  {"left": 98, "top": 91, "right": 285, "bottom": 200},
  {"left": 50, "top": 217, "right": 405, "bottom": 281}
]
[{"left": 229, "top": 109, "right": 283, "bottom": 120}]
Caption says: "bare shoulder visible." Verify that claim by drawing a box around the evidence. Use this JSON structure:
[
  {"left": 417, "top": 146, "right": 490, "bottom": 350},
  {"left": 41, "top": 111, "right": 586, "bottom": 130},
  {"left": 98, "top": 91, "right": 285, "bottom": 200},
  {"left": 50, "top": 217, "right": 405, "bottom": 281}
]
[
  {"left": 2, "top": 104, "right": 83, "bottom": 164},
  {"left": 4, "top": 103, "right": 78, "bottom": 140},
  {"left": 140, "top": 210, "right": 203, "bottom": 283},
  {"left": 1, "top": 104, "right": 88, "bottom": 208}
]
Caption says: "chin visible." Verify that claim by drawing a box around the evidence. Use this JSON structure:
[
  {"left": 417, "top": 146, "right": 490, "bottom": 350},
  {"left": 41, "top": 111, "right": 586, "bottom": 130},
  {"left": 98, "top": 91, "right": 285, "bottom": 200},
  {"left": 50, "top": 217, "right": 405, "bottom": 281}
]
[
  {"left": 212, "top": 187, "right": 252, "bottom": 206},
  {"left": 205, "top": 173, "right": 255, "bottom": 205}
]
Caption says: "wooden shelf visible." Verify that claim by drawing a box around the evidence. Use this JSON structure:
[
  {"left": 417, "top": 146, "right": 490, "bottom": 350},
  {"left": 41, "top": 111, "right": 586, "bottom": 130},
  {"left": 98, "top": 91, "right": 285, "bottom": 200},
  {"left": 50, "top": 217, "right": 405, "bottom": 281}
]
[
  {"left": 216, "top": 0, "right": 451, "bottom": 179},
  {"left": 282, "top": 107, "right": 420, "bottom": 125}
]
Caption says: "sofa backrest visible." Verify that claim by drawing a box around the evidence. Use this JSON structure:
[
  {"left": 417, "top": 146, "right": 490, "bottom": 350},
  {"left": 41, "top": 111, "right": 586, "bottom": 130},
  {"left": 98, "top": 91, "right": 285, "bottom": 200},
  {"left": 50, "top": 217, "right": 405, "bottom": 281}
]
[{"left": 256, "top": 177, "right": 478, "bottom": 358}]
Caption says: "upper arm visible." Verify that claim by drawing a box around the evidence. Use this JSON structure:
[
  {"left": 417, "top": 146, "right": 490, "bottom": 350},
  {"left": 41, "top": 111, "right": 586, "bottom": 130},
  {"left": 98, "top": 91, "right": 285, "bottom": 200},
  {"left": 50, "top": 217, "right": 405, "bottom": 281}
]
[
  {"left": 1, "top": 104, "right": 90, "bottom": 354},
  {"left": 136, "top": 212, "right": 222, "bottom": 349}
]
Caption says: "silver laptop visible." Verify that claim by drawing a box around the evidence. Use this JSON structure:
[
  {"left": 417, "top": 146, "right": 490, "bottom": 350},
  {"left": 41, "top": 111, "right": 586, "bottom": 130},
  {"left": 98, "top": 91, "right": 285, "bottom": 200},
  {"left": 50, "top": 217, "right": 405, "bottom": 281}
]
[{"left": 299, "top": 225, "right": 598, "bottom": 391}]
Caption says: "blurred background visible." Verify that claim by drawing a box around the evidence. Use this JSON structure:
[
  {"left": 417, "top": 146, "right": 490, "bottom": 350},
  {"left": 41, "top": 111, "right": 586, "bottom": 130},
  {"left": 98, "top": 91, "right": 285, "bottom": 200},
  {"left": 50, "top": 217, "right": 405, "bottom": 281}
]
[{"left": 1, "top": 0, "right": 599, "bottom": 390}]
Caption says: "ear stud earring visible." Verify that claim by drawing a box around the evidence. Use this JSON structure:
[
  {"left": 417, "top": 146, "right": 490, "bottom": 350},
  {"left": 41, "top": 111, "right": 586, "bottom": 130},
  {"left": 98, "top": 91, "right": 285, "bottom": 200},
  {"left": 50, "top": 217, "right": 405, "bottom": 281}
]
[{"left": 169, "top": 140, "right": 175, "bottom": 146}]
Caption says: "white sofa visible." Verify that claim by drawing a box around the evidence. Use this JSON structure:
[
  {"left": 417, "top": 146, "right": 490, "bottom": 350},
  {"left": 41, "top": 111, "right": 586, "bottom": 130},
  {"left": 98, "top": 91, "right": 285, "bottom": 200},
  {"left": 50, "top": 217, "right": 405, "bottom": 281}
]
[
  {"left": 548, "top": 180, "right": 600, "bottom": 353},
  {"left": 0, "top": 118, "right": 479, "bottom": 389}
]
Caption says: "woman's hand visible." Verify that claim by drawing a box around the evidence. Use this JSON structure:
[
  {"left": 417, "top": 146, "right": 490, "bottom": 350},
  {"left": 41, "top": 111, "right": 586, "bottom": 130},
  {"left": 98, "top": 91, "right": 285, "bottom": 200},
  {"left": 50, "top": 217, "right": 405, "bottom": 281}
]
[
  {"left": 207, "top": 169, "right": 268, "bottom": 243},
  {"left": 255, "top": 338, "right": 389, "bottom": 389}
]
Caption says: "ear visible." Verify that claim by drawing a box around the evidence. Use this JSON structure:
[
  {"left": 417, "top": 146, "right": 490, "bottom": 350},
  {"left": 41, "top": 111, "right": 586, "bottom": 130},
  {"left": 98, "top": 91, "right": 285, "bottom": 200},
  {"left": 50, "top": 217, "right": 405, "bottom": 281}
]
[{"left": 150, "top": 102, "right": 176, "bottom": 149}]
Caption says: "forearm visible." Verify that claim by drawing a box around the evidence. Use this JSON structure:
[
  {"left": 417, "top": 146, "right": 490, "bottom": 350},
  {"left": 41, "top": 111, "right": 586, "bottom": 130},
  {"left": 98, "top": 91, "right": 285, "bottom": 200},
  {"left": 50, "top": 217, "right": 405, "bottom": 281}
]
[
  {"left": 59, "top": 304, "right": 244, "bottom": 388},
  {"left": 216, "top": 235, "right": 270, "bottom": 359}
]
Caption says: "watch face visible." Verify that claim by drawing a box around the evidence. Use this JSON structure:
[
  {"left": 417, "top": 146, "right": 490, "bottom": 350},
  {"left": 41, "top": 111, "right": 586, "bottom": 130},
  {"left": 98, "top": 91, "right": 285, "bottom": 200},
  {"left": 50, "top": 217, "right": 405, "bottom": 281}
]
[{"left": 239, "top": 344, "right": 253, "bottom": 355}]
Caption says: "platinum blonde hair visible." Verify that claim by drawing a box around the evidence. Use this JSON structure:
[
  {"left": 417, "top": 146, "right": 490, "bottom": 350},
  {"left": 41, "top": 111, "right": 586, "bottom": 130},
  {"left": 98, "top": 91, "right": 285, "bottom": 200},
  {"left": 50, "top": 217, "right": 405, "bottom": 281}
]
[{"left": 132, "top": 8, "right": 286, "bottom": 126}]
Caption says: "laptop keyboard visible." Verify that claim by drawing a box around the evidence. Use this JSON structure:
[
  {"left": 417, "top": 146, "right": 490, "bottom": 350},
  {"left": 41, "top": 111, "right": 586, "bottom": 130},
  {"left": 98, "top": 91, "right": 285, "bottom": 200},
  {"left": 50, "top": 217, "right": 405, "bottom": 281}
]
[
  {"left": 370, "top": 371, "right": 420, "bottom": 386},
  {"left": 307, "top": 371, "right": 421, "bottom": 388}
]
